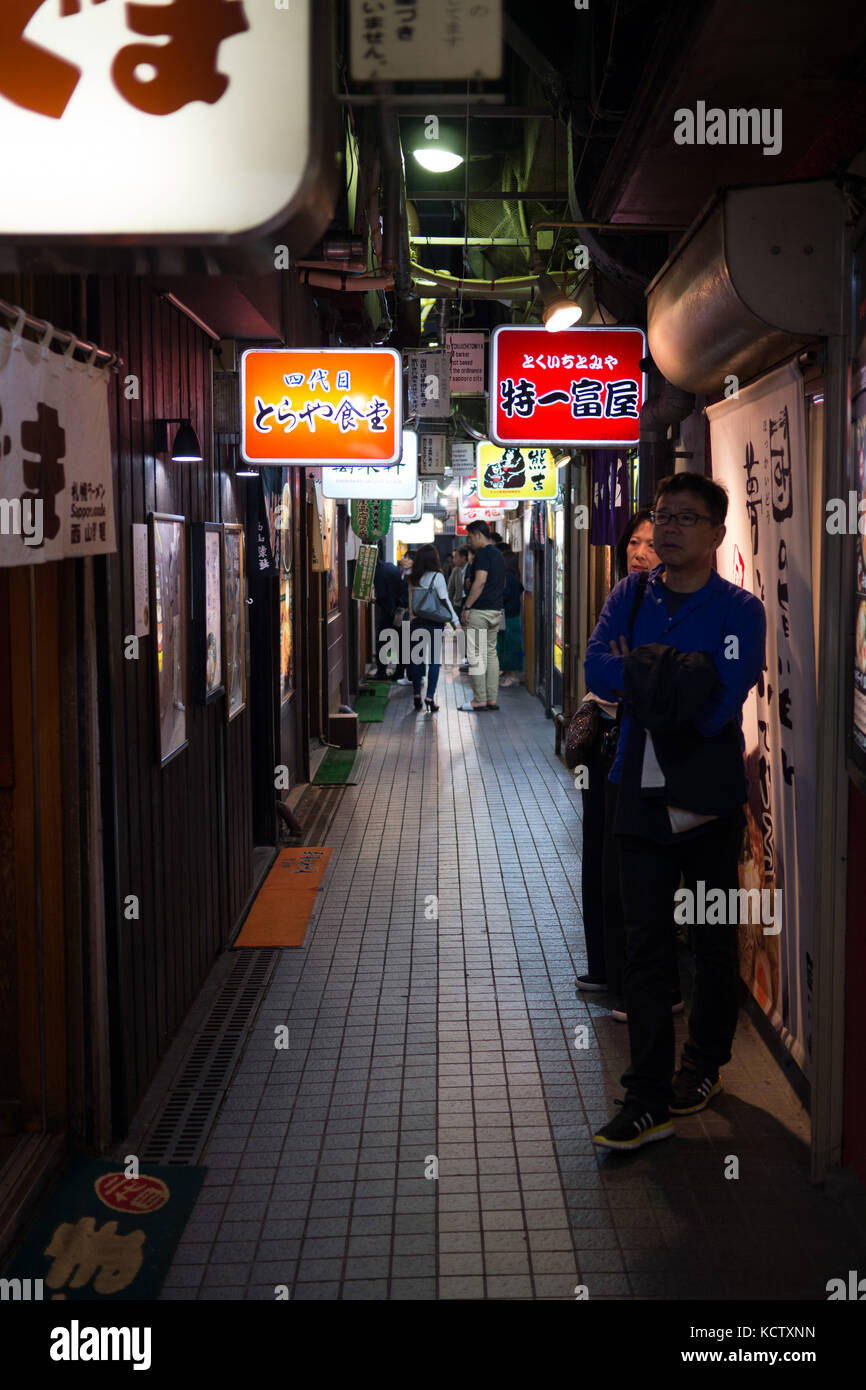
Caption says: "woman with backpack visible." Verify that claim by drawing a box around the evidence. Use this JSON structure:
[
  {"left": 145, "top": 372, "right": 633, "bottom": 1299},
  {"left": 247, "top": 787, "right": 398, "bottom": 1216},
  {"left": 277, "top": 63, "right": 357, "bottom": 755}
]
[{"left": 407, "top": 545, "right": 459, "bottom": 712}]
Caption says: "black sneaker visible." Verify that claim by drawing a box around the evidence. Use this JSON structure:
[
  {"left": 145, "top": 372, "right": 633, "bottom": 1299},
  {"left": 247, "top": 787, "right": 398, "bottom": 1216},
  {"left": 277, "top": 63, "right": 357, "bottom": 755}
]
[
  {"left": 609, "top": 993, "right": 684, "bottom": 1022},
  {"left": 575, "top": 974, "right": 608, "bottom": 992},
  {"left": 669, "top": 1067, "right": 721, "bottom": 1115},
  {"left": 592, "top": 1099, "right": 674, "bottom": 1151}
]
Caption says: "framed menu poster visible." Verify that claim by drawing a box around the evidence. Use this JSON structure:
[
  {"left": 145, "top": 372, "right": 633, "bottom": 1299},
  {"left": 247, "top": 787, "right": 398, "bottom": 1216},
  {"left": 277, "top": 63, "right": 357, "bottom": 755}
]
[
  {"left": 223, "top": 523, "right": 247, "bottom": 722},
  {"left": 190, "top": 522, "right": 224, "bottom": 705},
  {"left": 149, "top": 512, "right": 188, "bottom": 766}
]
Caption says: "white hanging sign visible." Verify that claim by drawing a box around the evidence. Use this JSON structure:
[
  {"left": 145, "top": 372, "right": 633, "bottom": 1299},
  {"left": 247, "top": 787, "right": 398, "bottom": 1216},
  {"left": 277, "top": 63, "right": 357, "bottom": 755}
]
[
  {"left": 419, "top": 435, "right": 447, "bottom": 476},
  {"left": 0, "top": 325, "right": 116, "bottom": 566},
  {"left": 408, "top": 352, "right": 450, "bottom": 419},
  {"left": 449, "top": 439, "right": 477, "bottom": 476},
  {"left": 350, "top": 0, "right": 502, "bottom": 81},
  {"left": 322, "top": 430, "right": 418, "bottom": 500},
  {"left": 447, "top": 332, "right": 486, "bottom": 394},
  {"left": 0, "top": 2, "right": 314, "bottom": 240}
]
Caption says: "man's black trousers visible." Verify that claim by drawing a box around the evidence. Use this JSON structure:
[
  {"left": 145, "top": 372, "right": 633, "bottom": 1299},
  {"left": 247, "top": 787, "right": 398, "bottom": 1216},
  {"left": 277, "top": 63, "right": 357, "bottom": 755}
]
[{"left": 617, "top": 810, "right": 743, "bottom": 1109}]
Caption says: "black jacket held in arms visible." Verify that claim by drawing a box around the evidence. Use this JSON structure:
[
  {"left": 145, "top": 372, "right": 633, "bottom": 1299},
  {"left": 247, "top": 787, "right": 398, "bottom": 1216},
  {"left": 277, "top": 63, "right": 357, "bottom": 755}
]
[{"left": 622, "top": 643, "right": 748, "bottom": 816}]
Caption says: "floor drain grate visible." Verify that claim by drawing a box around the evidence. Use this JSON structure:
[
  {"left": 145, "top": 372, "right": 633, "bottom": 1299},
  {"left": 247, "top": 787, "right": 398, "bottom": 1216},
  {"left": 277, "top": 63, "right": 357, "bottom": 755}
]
[
  {"left": 139, "top": 948, "right": 277, "bottom": 1166},
  {"left": 290, "top": 785, "right": 343, "bottom": 847}
]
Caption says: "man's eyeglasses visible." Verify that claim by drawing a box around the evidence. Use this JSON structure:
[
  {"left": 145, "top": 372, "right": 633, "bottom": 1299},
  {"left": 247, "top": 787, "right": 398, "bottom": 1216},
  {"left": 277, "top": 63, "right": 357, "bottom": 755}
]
[{"left": 650, "top": 509, "right": 714, "bottom": 528}]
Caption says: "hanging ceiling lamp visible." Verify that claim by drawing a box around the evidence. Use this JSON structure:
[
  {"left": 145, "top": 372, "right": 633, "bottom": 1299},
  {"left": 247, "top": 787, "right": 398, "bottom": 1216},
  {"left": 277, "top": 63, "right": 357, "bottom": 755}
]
[
  {"left": 537, "top": 274, "right": 583, "bottom": 333},
  {"left": 412, "top": 146, "right": 464, "bottom": 173}
]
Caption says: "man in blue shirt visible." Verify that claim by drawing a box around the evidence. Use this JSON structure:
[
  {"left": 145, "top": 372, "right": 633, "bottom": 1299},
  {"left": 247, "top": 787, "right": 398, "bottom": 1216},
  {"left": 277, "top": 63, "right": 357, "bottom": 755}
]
[{"left": 584, "top": 472, "right": 766, "bottom": 1151}]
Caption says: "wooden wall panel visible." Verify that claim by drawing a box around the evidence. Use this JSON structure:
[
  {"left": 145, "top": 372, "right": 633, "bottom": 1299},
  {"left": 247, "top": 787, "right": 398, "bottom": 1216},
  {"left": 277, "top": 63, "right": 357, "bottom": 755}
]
[{"left": 100, "top": 280, "right": 254, "bottom": 1126}]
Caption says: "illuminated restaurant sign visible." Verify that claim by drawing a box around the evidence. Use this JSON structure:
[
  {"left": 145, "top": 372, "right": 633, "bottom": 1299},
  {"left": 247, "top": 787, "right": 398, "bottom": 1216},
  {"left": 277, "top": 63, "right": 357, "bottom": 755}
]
[
  {"left": 476, "top": 443, "right": 557, "bottom": 500},
  {"left": 321, "top": 431, "right": 418, "bottom": 500},
  {"left": 489, "top": 326, "right": 646, "bottom": 447},
  {"left": 241, "top": 349, "right": 402, "bottom": 466},
  {"left": 0, "top": 2, "right": 314, "bottom": 239},
  {"left": 458, "top": 476, "right": 509, "bottom": 525}
]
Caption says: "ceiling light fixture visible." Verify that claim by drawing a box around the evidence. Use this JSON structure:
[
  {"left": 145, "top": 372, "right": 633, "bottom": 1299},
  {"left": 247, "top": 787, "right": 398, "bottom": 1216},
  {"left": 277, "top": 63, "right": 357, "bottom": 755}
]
[
  {"left": 412, "top": 147, "right": 464, "bottom": 174},
  {"left": 537, "top": 273, "right": 583, "bottom": 333},
  {"left": 154, "top": 417, "right": 203, "bottom": 462}
]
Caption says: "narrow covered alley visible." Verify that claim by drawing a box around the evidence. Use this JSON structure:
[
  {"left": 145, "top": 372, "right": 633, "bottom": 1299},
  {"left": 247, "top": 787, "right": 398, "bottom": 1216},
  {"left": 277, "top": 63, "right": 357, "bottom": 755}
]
[{"left": 142, "top": 675, "right": 860, "bottom": 1302}]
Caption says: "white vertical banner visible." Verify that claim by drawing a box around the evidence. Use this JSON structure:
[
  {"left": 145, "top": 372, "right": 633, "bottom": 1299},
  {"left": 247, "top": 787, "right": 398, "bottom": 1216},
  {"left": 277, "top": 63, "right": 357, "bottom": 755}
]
[
  {"left": 0, "top": 325, "right": 116, "bottom": 566},
  {"left": 707, "top": 361, "right": 816, "bottom": 1075}
]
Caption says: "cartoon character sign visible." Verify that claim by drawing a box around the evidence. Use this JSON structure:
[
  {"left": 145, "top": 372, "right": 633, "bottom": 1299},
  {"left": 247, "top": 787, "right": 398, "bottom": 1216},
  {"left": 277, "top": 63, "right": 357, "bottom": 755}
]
[{"left": 476, "top": 444, "right": 556, "bottom": 500}]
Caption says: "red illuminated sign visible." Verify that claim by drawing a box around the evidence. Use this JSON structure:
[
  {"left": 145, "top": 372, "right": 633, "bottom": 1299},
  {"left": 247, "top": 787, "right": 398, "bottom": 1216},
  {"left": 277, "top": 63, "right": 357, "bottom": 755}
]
[{"left": 489, "top": 326, "right": 646, "bottom": 447}]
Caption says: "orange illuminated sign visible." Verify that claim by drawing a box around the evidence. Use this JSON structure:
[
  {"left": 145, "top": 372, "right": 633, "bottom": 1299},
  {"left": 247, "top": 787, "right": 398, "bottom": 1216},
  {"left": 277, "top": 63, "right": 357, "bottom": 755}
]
[{"left": 241, "top": 349, "right": 402, "bottom": 466}]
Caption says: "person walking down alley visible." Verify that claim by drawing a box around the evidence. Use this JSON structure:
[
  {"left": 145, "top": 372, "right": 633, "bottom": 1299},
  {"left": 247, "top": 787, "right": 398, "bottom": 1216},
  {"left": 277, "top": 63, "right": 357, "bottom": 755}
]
[
  {"left": 407, "top": 545, "right": 459, "bottom": 711},
  {"left": 459, "top": 520, "right": 505, "bottom": 711},
  {"left": 584, "top": 473, "right": 766, "bottom": 1152},
  {"left": 373, "top": 551, "right": 405, "bottom": 681},
  {"left": 448, "top": 545, "right": 470, "bottom": 615}
]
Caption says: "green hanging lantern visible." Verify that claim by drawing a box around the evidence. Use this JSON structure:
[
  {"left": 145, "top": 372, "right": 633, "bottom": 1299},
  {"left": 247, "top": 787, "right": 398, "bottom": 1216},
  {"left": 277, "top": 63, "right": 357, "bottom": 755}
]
[{"left": 351, "top": 498, "right": 392, "bottom": 542}]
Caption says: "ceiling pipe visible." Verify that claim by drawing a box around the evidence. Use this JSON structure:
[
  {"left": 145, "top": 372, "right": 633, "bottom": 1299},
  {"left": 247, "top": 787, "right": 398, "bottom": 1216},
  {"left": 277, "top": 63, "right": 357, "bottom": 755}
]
[
  {"left": 378, "top": 101, "right": 413, "bottom": 298},
  {"left": 414, "top": 285, "right": 536, "bottom": 300},
  {"left": 411, "top": 262, "right": 573, "bottom": 293},
  {"left": 638, "top": 358, "right": 696, "bottom": 506}
]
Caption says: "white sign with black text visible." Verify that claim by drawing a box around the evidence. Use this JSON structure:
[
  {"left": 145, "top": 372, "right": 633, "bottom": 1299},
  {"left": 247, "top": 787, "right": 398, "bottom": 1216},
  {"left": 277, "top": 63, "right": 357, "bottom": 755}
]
[
  {"left": 0, "top": 325, "right": 116, "bottom": 567},
  {"left": 322, "top": 431, "right": 419, "bottom": 500}
]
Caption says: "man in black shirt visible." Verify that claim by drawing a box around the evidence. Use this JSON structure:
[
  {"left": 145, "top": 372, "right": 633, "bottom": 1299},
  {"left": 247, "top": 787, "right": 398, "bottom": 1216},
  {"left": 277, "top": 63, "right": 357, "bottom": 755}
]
[
  {"left": 459, "top": 520, "right": 505, "bottom": 710},
  {"left": 374, "top": 555, "right": 407, "bottom": 680}
]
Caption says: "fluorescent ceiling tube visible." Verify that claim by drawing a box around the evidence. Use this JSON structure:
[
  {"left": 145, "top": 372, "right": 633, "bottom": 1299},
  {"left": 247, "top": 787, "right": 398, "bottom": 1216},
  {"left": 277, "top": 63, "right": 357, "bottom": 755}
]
[
  {"left": 538, "top": 273, "right": 582, "bottom": 332},
  {"left": 412, "top": 147, "right": 464, "bottom": 173}
]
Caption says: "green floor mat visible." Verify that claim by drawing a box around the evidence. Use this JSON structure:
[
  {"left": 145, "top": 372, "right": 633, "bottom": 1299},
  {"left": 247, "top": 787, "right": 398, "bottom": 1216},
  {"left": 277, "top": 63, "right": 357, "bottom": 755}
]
[
  {"left": 355, "top": 694, "right": 387, "bottom": 722},
  {"left": 313, "top": 748, "right": 365, "bottom": 784}
]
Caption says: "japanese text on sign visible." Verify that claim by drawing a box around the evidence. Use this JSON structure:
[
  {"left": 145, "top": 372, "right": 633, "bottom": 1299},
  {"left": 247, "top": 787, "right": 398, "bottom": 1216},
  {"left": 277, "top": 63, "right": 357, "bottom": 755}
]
[
  {"left": 489, "top": 326, "right": 646, "bottom": 447},
  {"left": 1, "top": 3, "right": 313, "bottom": 240},
  {"left": 241, "top": 350, "right": 402, "bottom": 466},
  {"left": 350, "top": 0, "right": 503, "bottom": 82}
]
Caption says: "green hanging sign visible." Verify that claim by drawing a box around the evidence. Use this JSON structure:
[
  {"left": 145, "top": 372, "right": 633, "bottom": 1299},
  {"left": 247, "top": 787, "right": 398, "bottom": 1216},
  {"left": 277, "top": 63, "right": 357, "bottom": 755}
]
[
  {"left": 351, "top": 498, "right": 392, "bottom": 542},
  {"left": 352, "top": 544, "right": 378, "bottom": 602}
]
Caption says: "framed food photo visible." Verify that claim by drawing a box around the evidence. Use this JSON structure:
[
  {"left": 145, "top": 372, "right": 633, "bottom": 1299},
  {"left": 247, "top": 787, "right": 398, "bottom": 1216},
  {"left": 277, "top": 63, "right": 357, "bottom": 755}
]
[
  {"left": 223, "top": 522, "right": 247, "bottom": 722},
  {"left": 148, "top": 513, "right": 188, "bottom": 767},
  {"left": 190, "top": 522, "right": 224, "bottom": 704}
]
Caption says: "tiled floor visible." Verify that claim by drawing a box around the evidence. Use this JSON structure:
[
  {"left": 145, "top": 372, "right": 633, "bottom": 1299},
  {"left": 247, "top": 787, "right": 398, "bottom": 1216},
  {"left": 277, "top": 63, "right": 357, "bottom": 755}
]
[{"left": 161, "top": 669, "right": 866, "bottom": 1300}]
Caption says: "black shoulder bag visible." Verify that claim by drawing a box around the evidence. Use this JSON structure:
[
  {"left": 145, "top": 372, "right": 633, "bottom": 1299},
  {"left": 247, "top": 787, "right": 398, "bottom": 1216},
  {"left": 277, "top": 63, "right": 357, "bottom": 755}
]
[{"left": 601, "top": 571, "right": 649, "bottom": 766}]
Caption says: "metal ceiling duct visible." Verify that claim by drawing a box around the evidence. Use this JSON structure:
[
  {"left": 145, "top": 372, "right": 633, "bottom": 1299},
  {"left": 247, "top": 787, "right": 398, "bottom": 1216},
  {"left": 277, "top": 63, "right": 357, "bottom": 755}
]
[{"left": 645, "top": 179, "right": 848, "bottom": 394}]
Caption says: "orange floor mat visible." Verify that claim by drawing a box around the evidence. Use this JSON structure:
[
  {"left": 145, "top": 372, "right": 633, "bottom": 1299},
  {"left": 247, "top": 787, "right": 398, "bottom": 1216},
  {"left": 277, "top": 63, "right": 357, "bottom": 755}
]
[{"left": 232, "top": 847, "right": 332, "bottom": 948}]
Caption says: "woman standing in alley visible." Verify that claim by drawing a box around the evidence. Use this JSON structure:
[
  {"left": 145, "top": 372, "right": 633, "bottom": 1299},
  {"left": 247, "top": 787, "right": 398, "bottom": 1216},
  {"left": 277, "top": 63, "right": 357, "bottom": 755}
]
[{"left": 407, "top": 545, "right": 459, "bottom": 712}]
